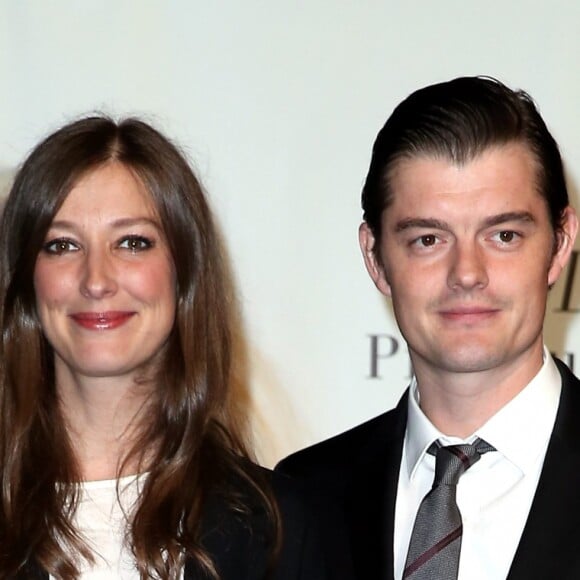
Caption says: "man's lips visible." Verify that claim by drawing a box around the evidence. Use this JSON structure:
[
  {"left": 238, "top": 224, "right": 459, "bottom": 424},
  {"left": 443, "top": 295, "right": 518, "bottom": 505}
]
[
  {"left": 69, "top": 311, "right": 136, "bottom": 330},
  {"left": 438, "top": 306, "right": 501, "bottom": 322}
]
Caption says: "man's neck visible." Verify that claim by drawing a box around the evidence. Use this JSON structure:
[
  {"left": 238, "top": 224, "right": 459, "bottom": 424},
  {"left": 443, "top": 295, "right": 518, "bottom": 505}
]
[{"left": 412, "top": 345, "right": 545, "bottom": 438}]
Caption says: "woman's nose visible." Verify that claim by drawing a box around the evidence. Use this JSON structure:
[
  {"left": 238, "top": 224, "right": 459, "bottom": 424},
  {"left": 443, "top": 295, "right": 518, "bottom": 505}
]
[{"left": 79, "top": 249, "right": 118, "bottom": 299}]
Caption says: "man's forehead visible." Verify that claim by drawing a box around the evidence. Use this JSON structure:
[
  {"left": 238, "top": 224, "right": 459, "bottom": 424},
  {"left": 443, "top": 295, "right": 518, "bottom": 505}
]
[
  {"left": 389, "top": 141, "right": 536, "bottom": 180},
  {"left": 386, "top": 142, "right": 540, "bottom": 200},
  {"left": 380, "top": 143, "right": 551, "bottom": 228}
]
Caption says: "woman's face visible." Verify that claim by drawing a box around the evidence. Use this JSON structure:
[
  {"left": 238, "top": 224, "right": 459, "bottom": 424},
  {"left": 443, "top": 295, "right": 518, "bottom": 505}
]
[{"left": 33, "top": 162, "right": 177, "bottom": 384}]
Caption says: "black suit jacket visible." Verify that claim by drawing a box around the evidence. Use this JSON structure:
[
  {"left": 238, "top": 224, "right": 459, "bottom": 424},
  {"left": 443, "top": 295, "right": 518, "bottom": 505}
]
[
  {"left": 277, "top": 359, "right": 580, "bottom": 580},
  {"left": 23, "top": 471, "right": 332, "bottom": 580}
]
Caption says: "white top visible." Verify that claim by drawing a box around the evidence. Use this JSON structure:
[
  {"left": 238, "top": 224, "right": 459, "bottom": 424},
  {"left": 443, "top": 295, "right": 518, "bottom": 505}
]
[
  {"left": 393, "top": 348, "right": 562, "bottom": 580},
  {"left": 49, "top": 473, "right": 183, "bottom": 579}
]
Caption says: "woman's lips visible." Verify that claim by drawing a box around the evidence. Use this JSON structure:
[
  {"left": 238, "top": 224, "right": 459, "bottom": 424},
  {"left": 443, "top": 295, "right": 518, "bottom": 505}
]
[{"left": 69, "top": 311, "right": 135, "bottom": 330}]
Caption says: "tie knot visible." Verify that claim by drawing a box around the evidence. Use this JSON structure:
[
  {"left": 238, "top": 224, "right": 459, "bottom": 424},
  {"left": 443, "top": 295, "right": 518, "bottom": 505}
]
[{"left": 429, "top": 438, "right": 494, "bottom": 486}]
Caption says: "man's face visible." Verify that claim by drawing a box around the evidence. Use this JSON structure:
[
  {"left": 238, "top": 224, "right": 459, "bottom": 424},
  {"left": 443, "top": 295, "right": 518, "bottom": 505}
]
[{"left": 360, "top": 143, "right": 577, "bottom": 381}]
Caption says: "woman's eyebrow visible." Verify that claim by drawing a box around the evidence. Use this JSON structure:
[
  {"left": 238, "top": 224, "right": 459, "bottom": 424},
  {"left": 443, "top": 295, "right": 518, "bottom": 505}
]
[{"left": 48, "top": 217, "right": 162, "bottom": 230}]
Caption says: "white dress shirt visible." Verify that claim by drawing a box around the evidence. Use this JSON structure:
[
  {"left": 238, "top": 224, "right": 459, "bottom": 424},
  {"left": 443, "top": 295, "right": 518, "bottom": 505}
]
[{"left": 393, "top": 348, "right": 561, "bottom": 580}]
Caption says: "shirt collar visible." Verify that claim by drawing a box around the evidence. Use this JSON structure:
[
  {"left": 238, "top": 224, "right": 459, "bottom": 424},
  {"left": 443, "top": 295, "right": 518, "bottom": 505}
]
[{"left": 405, "top": 347, "right": 561, "bottom": 479}]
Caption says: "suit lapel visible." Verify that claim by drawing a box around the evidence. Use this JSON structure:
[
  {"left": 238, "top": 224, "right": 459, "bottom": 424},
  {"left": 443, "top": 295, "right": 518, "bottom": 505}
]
[
  {"left": 507, "top": 360, "right": 580, "bottom": 579},
  {"left": 345, "top": 391, "right": 407, "bottom": 580}
]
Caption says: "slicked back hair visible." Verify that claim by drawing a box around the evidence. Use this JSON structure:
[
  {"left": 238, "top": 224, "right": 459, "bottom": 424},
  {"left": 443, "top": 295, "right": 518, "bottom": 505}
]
[{"left": 361, "top": 76, "right": 569, "bottom": 242}]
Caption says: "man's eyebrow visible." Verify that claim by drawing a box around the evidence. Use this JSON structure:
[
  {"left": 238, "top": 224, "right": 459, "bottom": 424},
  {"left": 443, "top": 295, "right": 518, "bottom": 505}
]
[
  {"left": 395, "top": 218, "right": 450, "bottom": 232},
  {"left": 394, "top": 211, "right": 536, "bottom": 233},
  {"left": 481, "top": 211, "right": 536, "bottom": 228}
]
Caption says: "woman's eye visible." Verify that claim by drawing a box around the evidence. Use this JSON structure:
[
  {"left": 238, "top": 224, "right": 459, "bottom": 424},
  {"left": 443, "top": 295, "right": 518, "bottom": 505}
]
[
  {"left": 118, "top": 235, "right": 154, "bottom": 252},
  {"left": 42, "top": 239, "right": 79, "bottom": 255}
]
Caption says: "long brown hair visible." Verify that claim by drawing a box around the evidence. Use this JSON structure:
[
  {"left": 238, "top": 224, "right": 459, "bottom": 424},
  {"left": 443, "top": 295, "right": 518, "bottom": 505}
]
[{"left": 0, "top": 116, "right": 279, "bottom": 578}]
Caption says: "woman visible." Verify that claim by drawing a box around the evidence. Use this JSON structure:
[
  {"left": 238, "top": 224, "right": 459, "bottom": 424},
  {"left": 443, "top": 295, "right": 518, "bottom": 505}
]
[{"left": 0, "top": 117, "right": 326, "bottom": 579}]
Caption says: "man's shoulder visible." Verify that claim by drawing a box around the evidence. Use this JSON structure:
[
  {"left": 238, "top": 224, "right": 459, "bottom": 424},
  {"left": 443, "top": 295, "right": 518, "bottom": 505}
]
[
  {"left": 276, "top": 391, "right": 408, "bottom": 484},
  {"left": 554, "top": 357, "right": 580, "bottom": 387}
]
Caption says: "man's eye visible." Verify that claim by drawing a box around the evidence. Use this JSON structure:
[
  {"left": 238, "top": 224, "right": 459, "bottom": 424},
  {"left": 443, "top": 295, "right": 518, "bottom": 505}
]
[
  {"left": 42, "top": 239, "right": 78, "bottom": 255},
  {"left": 416, "top": 235, "right": 438, "bottom": 247},
  {"left": 118, "top": 236, "right": 154, "bottom": 252},
  {"left": 494, "top": 231, "right": 520, "bottom": 243}
]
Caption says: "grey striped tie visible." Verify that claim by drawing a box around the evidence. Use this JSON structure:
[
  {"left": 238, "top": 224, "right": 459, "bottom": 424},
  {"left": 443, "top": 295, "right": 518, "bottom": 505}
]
[{"left": 403, "top": 438, "right": 495, "bottom": 579}]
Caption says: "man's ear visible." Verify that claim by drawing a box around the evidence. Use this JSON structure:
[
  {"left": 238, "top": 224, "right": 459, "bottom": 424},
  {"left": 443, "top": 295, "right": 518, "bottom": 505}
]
[
  {"left": 358, "top": 222, "right": 392, "bottom": 297},
  {"left": 548, "top": 206, "right": 579, "bottom": 287}
]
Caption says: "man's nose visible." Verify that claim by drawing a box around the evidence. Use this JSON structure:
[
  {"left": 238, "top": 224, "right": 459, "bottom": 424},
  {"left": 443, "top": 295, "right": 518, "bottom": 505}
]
[{"left": 447, "top": 242, "right": 489, "bottom": 291}]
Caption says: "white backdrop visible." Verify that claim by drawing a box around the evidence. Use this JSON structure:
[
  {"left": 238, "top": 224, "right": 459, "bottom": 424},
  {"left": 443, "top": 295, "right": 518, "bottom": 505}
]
[{"left": 1, "top": 1, "right": 579, "bottom": 466}]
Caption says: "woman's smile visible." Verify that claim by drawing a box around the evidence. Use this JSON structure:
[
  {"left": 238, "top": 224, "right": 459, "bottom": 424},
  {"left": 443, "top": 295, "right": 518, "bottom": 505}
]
[{"left": 69, "top": 311, "right": 137, "bottom": 330}]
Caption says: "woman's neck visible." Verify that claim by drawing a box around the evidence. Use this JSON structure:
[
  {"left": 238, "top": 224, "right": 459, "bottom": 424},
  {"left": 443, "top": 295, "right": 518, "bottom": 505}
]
[{"left": 56, "top": 368, "right": 153, "bottom": 481}]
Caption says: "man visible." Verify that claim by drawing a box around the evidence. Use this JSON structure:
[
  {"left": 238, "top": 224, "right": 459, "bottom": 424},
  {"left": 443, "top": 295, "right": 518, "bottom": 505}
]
[{"left": 277, "top": 76, "right": 580, "bottom": 580}]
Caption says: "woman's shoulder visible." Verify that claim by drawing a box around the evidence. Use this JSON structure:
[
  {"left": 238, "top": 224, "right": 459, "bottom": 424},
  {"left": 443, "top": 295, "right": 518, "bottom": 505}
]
[{"left": 193, "top": 462, "right": 338, "bottom": 580}]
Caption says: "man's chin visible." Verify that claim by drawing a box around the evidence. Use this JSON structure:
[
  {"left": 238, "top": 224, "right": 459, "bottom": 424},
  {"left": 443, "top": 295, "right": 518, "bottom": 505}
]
[{"left": 421, "top": 346, "right": 510, "bottom": 375}]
